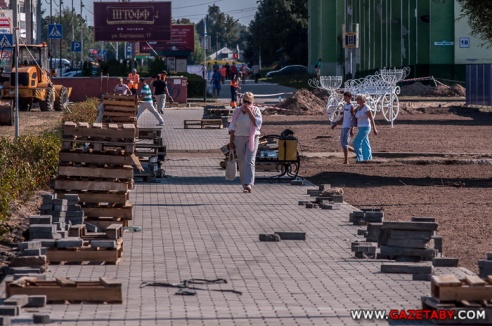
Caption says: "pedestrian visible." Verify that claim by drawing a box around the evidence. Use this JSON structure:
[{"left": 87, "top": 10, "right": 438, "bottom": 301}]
[
  {"left": 114, "top": 77, "right": 132, "bottom": 95},
  {"left": 220, "top": 65, "right": 227, "bottom": 84},
  {"left": 207, "top": 62, "right": 212, "bottom": 80},
  {"left": 252, "top": 63, "right": 260, "bottom": 83},
  {"left": 331, "top": 91, "right": 356, "bottom": 164},
  {"left": 353, "top": 94, "right": 378, "bottom": 162},
  {"left": 137, "top": 79, "right": 165, "bottom": 126},
  {"left": 152, "top": 71, "right": 173, "bottom": 114},
  {"left": 211, "top": 69, "right": 222, "bottom": 97},
  {"left": 225, "top": 62, "right": 230, "bottom": 80},
  {"left": 127, "top": 68, "right": 140, "bottom": 95},
  {"left": 315, "top": 58, "right": 322, "bottom": 78},
  {"left": 240, "top": 64, "right": 249, "bottom": 84},
  {"left": 228, "top": 92, "right": 262, "bottom": 193},
  {"left": 230, "top": 64, "right": 237, "bottom": 79},
  {"left": 230, "top": 74, "right": 240, "bottom": 108},
  {"left": 212, "top": 61, "right": 219, "bottom": 72}
]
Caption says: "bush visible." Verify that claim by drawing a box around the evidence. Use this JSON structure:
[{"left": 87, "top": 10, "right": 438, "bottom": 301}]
[
  {"left": 175, "top": 72, "right": 206, "bottom": 98},
  {"left": 0, "top": 132, "right": 61, "bottom": 226},
  {"left": 63, "top": 97, "right": 99, "bottom": 124}
]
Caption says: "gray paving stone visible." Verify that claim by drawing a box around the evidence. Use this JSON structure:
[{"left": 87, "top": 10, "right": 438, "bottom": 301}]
[
  {"left": 0, "top": 306, "right": 19, "bottom": 316},
  {"left": 17, "top": 241, "right": 42, "bottom": 251},
  {"left": 33, "top": 313, "right": 50, "bottom": 324},
  {"left": 433, "top": 257, "right": 459, "bottom": 267},
  {"left": 90, "top": 240, "right": 116, "bottom": 248},
  {"left": 29, "top": 215, "right": 52, "bottom": 225},
  {"left": 56, "top": 238, "right": 83, "bottom": 248},
  {"left": 3, "top": 295, "right": 28, "bottom": 307},
  {"left": 0, "top": 316, "right": 10, "bottom": 326},
  {"left": 25, "top": 295, "right": 47, "bottom": 308}
]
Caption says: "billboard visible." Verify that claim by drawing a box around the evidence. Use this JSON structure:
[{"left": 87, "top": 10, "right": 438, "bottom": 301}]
[
  {"left": 94, "top": 2, "right": 172, "bottom": 42},
  {"left": 137, "top": 25, "right": 195, "bottom": 54}
]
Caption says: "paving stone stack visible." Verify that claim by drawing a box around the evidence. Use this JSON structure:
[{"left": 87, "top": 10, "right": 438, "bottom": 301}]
[
  {"left": 349, "top": 208, "right": 384, "bottom": 226},
  {"left": 351, "top": 240, "right": 377, "bottom": 259},
  {"left": 421, "top": 274, "right": 492, "bottom": 324},
  {"left": 0, "top": 294, "right": 47, "bottom": 323},
  {"left": 301, "top": 185, "right": 343, "bottom": 210},
  {"left": 54, "top": 122, "right": 136, "bottom": 230},
  {"left": 203, "top": 105, "right": 233, "bottom": 127},
  {"left": 378, "top": 218, "right": 439, "bottom": 262},
  {"left": 101, "top": 93, "right": 138, "bottom": 123},
  {"left": 478, "top": 252, "right": 492, "bottom": 278}
]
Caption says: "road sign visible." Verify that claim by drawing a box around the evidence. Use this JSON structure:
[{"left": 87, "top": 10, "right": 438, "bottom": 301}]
[
  {"left": 126, "top": 44, "right": 132, "bottom": 56},
  {"left": 0, "top": 33, "right": 13, "bottom": 49},
  {"left": 71, "top": 41, "right": 81, "bottom": 52},
  {"left": 48, "top": 24, "right": 63, "bottom": 39}
]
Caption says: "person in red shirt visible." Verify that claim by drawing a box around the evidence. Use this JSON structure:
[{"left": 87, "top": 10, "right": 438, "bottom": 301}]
[
  {"left": 230, "top": 75, "right": 240, "bottom": 108},
  {"left": 220, "top": 66, "right": 227, "bottom": 84}
]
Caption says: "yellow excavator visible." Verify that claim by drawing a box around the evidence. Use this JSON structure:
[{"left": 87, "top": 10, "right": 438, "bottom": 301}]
[{"left": 0, "top": 43, "right": 71, "bottom": 111}]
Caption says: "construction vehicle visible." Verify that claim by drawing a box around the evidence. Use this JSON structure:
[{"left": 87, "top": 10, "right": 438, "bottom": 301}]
[{"left": 0, "top": 43, "right": 71, "bottom": 111}]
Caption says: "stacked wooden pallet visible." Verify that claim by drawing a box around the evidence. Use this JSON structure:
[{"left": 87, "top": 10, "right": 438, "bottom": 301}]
[
  {"left": 134, "top": 127, "right": 166, "bottom": 180},
  {"left": 101, "top": 94, "right": 138, "bottom": 123},
  {"left": 421, "top": 274, "right": 492, "bottom": 324},
  {"left": 54, "top": 122, "right": 136, "bottom": 229}
]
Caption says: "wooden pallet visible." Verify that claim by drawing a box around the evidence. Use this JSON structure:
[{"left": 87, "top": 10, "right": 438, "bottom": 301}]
[
  {"left": 63, "top": 122, "right": 137, "bottom": 140},
  {"left": 431, "top": 275, "right": 492, "bottom": 302},
  {"left": 7, "top": 277, "right": 122, "bottom": 303},
  {"left": 58, "top": 166, "right": 133, "bottom": 181},
  {"left": 69, "top": 223, "right": 122, "bottom": 240},
  {"left": 54, "top": 179, "right": 131, "bottom": 192},
  {"left": 84, "top": 218, "right": 128, "bottom": 230},
  {"left": 61, "top": 140, "right": 135, "bottom": 154},
  {"left": 59, "top": 151, "right": 134, "bottom": 166},
  {"left": 83, "top": 205, "right": 133, "bottom": 220},
  {"left": 56, "top": 192, "right": 129, "bottom": 205},
  {"left": 103, "top": 93, "right": 138, "bottom": 106},
  {"left": 184, "top": 119, "right": 223, "bottom": 129},
  {"left": 46, "top": 239, "right": 123, "bottom": 264}
]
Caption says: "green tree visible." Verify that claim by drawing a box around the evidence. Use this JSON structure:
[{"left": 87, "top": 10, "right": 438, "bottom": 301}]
[
  {"left": 457, "top": 1, "right": 492, "bottom": 44},
  {"left": 247, "top": 0, "right": 308, "bottom": 66}
]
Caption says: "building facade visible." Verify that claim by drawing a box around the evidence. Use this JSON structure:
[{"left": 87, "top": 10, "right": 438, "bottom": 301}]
[{"left": 309, "top": 0, "right": 492, "bottom": 81}]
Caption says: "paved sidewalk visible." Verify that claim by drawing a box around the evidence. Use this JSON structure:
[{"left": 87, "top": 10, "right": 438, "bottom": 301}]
[{"left": 1, "top": 108, "right": 473, "bottom": 325}]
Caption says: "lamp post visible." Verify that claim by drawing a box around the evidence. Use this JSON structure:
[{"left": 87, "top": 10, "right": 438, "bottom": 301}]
[
  {"left": 13, "top": 0, "right": 19, "bottom": 138},
  {"left": 203, "top": 16, "right": 207, "bottom": 102},
  {"left": 80, "top": 1, "right": 84, "bottom": 67}
]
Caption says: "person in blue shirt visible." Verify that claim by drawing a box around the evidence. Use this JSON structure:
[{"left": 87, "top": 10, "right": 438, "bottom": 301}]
[
  {"left": 137, "top": 79, "right": 165, "bottom": 126},
  {"left": 211, "top": 69, "right": 222, "bottom": 97}
]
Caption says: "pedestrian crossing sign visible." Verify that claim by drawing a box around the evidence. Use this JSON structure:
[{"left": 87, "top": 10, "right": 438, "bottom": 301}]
[
  {"left": 0, "top": 33, "right": 13, "bottom": 49},
  {"left": 48, "top": 24, "right": 63, "bottom": 39}
]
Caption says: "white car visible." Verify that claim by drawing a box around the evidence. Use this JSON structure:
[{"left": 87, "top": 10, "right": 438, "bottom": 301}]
[{"left": 50, "top": 58, "right": 71, "bottom": 69}]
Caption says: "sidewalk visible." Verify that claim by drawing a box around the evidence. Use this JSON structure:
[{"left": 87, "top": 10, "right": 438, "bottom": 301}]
[{"left": 1, "top": 108, "right": 473, "bottom": 325}]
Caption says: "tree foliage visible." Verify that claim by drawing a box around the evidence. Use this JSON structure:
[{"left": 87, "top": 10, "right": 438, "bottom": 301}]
[
  {"left": 247, "top": 0, "right": 308, "bottom": 66},
  {"left": 195, "top": 5, "right": 247, "bottom": 54},
  {"left": 458, "top": 0, "right": 492, "bottom": 44}
]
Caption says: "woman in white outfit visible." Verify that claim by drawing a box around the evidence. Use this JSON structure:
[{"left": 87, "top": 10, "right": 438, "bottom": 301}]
[{"left": 228, "top": 92, "right": 263, "bottom": 193}]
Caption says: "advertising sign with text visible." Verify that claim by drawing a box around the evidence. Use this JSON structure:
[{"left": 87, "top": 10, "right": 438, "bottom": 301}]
[
  {"left": 138, "top": 25, "right": 195, "bottom": 54},
  {"left": 94, "top": 2, "right": 172, "bottom": 42}
]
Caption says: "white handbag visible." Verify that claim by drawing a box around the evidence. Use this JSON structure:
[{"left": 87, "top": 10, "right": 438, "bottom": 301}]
[{"left": 225, "top": 151, "right": 238, "bottom": 180}]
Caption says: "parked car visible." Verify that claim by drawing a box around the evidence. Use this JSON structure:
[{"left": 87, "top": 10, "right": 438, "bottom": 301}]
[
  {"left": 266, "top": 65, "right": 308, "bottom": 78},
  {"left": 50, "top": 58, "right": 71, "bottom": 69}
]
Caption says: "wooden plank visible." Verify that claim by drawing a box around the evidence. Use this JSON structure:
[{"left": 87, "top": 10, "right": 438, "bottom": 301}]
[
  {"left": 435, "top": 285, "right": 492, "bottom": 302},
  {"left": 105, "top": 224, "right": 123, "bottom": 240},
  {"left": 103, "top": 105, "right": 137, "bottom": 112},
  {"left": 432, "top": 275, "right": 462, "bottom": 287},
  {"left": 103, "top": 99, "right": 137, "bottom": 107},
  {"left": 83, "top": 207, "right": 133, "bottom": 220},
  {"left": 54, "top": 180, "right": 129, "bottom": 192},
  {"left": 58, "top": 166, "right": 133, "bottom": 180},
  {"left": 103, "top": 93, "right": 136, "bottom": 100},
  {"left": 100, "top": 277, "right": 121, "bottom": 287},
  {"left": 7, "top": 281, "right": 122, "bottom": 303},
  {"left": 56, "top": 192, "right": 128, "bottom": 204},
  {"left": 56, "top": 278, "right": 77, "bottom": 287},
  {"left": 184, "top": 120, "right": 202, "bottom": 129},
  {"left": 131, "top": 154, "right": 144, "bottom": 172},
  {"left": 103, "top": 117, "right": 136, "bottom": 123},
  {"left": 465, "top": 276, "right": 487, "bottom": 287},
  {"left": 46, "top": 239, "right": 123, "bottom": 263},
  {"left": 382, "top": 221, "right": 438, "bottom": 231},
  {"left": 59, "top": 152, "right": 133, "bottom": 166},
  {"left": 102, "top": 111, "right": 136, "bottom": 117}
]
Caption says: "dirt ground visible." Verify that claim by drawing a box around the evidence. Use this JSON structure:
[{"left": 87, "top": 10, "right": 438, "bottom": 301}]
[
  {"left": 260, "top": 104, "right": 492, "bottom": 273},
  {"left": 1, "top": 95, "right": 491, "bottom": 274}
]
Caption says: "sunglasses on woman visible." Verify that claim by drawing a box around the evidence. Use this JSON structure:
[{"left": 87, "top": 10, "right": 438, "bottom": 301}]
[{"left": 243, "top": 100, "right": 251, "bottom": 104}]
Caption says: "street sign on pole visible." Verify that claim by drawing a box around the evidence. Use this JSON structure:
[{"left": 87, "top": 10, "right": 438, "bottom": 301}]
[
  {"left": 48, "top": 24, "right": 63, "bottom": 39},
  {"left": 0, "top": 33, "right": 13, "bottom": 49},
  {"left": 71, "top": 41, "right": 81, "bottom": 52}
]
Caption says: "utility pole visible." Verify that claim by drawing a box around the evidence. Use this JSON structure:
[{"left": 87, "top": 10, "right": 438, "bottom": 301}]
[
  {"left": 80, "top": 1, "right": 84, "bottom": 66},
  {"left": 203, "top": 16, "right": 207, "bottom": 102},
  {"left": 36, "top": 0, "right": 42, "bottom": 43},
  {"left": 71, "top": 0, "right": 74, "bottom": 68},
  {"left": 59, "top": 0, "right": 63, "bottom": 76},
  {"left": 13, "top": 0, "right": 19, "bottom": 138}
]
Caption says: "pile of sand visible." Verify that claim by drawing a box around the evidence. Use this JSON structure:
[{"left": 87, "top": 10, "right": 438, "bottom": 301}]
[
  {"left": 276, "top": 88, "right": 326, "bottom": 115},
  {"left": 399, "top": 82, "right": 465, "bottom": 97}
]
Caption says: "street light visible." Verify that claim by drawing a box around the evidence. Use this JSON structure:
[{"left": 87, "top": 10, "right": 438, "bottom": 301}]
[{"left": 59, "top": 0, "right": 63, "bottom": 76}]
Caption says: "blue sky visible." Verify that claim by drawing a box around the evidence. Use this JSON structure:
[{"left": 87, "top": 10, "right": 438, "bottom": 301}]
[{"left": 43, "top": 0, "right": 258, "bottom": 27}]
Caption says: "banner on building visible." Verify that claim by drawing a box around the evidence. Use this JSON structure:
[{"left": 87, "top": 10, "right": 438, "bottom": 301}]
[
  {"left": 137, "top": 25, "right": 195, "bottom": 55},
  {"left": 0, "top": 10, "right": 12, "bottom": 34},
  {"left": 94, "top": 2, "right": 172, "bottom": 42}
]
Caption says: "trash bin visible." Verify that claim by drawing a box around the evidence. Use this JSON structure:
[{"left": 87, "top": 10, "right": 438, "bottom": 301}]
[
  {"left": 278, "top": 129, "right": 298, "bottom": 161},
  {"left": 167, "top": 76, "right": 187, "bottom": 103}
]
